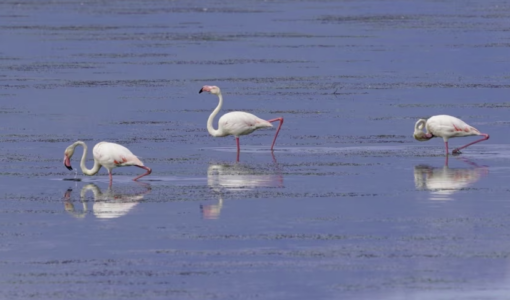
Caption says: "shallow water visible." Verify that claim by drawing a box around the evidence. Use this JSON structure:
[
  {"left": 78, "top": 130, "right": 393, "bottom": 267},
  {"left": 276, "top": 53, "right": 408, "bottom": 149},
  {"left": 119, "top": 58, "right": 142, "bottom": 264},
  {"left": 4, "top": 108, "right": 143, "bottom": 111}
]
[{"left": 1, "top": 0, "right": 510, "bottom": 299}]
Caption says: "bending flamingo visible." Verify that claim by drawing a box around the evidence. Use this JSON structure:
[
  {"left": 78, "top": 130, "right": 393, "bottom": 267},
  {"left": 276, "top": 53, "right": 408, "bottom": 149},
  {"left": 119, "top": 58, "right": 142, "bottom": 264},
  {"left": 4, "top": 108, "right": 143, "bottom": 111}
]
[
  {"left": 199, "top": 85, "right": 284, "bottom": 156},
  {"left": 413, "top": 115, "right": 489, "bottom": 155},
  {"left": 63, "top": 141, "right": 152, "bottom": 184}
]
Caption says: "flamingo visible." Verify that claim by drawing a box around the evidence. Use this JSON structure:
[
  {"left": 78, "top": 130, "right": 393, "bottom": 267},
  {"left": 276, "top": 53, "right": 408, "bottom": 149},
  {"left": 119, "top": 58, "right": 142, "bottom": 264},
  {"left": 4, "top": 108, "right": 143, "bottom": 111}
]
[
  {"left": 198, "top": 85, "right": 284, "bottom": 159},
  {"left": 63, "top": 141, "right": 152, "bottom": 184},
  {"left": 413, "top": 115, "right": 489, "bottom": 155}
]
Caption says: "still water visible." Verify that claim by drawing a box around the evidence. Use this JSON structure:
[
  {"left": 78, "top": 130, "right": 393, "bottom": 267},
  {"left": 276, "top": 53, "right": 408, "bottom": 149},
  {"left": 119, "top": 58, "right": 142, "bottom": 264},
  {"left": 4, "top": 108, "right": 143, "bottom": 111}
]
[{"left": 1, "top": 0, "right": 510, "bottom": 299}]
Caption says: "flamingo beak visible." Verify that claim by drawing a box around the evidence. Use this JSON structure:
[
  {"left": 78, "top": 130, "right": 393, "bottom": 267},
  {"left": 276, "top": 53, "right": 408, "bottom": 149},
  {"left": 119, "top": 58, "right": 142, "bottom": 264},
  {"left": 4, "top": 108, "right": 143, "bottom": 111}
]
[
  {"left": 64, "top": 155, "right": 73, "bottom": 171},
  {"left": 199, "top": 88, "right": 204, "bottom": 94}
]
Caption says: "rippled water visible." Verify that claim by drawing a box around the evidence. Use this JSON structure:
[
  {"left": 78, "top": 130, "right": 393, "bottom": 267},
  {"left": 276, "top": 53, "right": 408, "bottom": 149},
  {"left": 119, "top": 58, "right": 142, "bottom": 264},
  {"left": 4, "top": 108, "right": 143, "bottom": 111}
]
[{"left": 1, "top": 0, "right": 510, "bottom": 299}]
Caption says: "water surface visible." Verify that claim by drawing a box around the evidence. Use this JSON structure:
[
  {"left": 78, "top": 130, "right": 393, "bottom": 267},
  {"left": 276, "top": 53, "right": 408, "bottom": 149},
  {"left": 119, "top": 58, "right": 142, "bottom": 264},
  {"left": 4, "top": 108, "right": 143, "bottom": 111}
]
[{"left": 1, "top": 0, "right": 510, "bottom": 299}]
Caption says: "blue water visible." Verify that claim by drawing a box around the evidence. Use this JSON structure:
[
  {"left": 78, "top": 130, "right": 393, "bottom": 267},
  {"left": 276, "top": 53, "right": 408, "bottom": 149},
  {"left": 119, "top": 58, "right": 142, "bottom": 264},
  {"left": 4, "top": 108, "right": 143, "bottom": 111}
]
[{"left": 1, "top": 0, "right": 510, "bottom": 299}]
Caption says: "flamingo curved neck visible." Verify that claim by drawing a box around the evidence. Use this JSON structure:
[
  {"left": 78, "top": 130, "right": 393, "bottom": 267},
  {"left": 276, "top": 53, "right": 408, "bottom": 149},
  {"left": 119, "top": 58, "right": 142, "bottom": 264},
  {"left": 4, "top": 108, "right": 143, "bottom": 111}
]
[
  {"left": 72, "top": 141, "right": 102, "bottom": 176},
  {"left": 414, "top": 119, "right": 427, "bottom": 135},
  {"left": 207, "top": 93, "right": 225, "bottom": 137}
]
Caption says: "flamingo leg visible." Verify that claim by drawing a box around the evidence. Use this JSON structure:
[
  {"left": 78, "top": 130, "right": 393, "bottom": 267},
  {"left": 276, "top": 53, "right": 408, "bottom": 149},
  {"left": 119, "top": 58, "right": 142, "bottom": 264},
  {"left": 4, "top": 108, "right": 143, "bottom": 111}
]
[
  {"left": 271, "top": 151, "right": 277, "bottom": 165},
  {"left": 236, "top": 137, "right": 240, "bottom": 162},
  {"left": 444, "top": 141, "right": 449, "bottom": 156},
  {"left": 267, "top": 117, "right": 284, "bottom": 150},
  {"left": 452, "top": 134, "right": 490, "bottom": 155},
  {"left": 108, "top": 171, "right": 113, "bottom": 187},
  {"left": 133, "top": 166, "right": 152, "bottom": 181}
]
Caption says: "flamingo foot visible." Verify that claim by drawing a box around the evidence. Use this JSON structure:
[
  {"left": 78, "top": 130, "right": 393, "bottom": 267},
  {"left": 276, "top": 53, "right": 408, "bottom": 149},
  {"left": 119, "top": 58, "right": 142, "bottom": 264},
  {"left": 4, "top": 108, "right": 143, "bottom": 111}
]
[{"left": 452, "top": 149, "right": 462, "bottom": 156}]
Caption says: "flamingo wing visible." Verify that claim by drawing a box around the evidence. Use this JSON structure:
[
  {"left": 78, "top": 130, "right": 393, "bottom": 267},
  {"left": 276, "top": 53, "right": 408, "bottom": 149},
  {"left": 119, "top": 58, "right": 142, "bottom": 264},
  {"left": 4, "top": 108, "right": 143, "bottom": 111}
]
[
  {"left": 93, "top": 142, "right": 144, "bottom": 168},
  {"left": 427, "top": 115, "right": 480, "bottom": 138},
  {"left": 218, "top": 111, "right": 272, "bottom": 136}
]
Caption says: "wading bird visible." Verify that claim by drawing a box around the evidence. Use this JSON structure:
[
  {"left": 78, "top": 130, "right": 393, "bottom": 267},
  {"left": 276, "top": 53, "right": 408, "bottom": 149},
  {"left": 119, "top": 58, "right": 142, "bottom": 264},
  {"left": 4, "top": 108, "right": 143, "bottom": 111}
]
[
  {"left": 198, "top": 85, "right": 284, "bottom": 159},
  {"left": 63, "top": 141, "right": 152, "bottom": 184},
  {"left": 413, "top": 115, "right": 489, "bottom": 155}
]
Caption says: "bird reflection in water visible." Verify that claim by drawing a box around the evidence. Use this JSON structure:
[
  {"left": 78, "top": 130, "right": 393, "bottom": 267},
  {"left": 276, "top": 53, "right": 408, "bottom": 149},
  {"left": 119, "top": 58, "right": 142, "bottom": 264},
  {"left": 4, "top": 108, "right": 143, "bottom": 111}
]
[
  {"left": 414, "top": 157, "right": 488, "bottom": 201},
  {"left": 201, "top": 153, "right": 284, "bottom": 219},
  {"left": 63, "top": 183, "right": 151, "bottom": 219}
]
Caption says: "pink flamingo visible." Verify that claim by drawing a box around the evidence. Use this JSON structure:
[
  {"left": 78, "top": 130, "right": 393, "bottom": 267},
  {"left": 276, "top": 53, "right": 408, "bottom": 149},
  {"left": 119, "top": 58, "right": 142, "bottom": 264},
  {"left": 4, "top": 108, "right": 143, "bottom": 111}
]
[
  {"left": 413, "top": 115, "right": 489, "bottom": 155},
  {"left": 199, "top": 85, "right": 283, "bottom": 159},
  {"left": 63, "top": 141, "right": 152, "bottom": 184}
]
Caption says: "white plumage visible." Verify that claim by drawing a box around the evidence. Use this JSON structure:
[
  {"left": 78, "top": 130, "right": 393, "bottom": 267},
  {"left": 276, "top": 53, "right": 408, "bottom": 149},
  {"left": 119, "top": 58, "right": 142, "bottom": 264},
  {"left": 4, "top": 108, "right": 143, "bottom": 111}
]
[
  {"left": 217, "top": 111, "right": 273, "bottom": 137},
  {"left": 63, "top": 141, "right": 151, "bottom": 184},
  {"left": 413, "top": 115, "right": 489, "bottom": 155},
  {"left": 93, "top": 142, "right": 144, "bottom": 170},
  {"left": 199, "top": 85, "right": 284, "bottom": 160}
]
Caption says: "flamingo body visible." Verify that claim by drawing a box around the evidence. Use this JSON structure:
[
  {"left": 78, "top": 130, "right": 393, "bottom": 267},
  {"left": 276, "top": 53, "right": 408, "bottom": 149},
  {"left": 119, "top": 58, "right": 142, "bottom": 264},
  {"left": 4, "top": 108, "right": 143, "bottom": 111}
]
[
  {"left": 93, "top": 142, "right": 144, "bottom": 171},
  {"left": 413, "top": 115, "right": 489, "bottom": 155},
  {"left": 63, "top": 141, "right": 151, "bottom": 184},
  {"left": 425, "top": 115, "right": 480, "bottom": 140},
  {"left": 217, "top": 111, "right": 273, "bottom": 137}
]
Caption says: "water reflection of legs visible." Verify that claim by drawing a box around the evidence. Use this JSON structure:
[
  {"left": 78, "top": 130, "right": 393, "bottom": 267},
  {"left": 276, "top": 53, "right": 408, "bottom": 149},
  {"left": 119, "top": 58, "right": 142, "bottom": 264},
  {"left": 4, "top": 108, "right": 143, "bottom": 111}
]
[
  {"left": 455, "top": 156, "right": 486, "bottom": 168},
  {"left": 445, "top": 154, "right": 487, "bottom": 170},
  {"left": 133, "top": 181, "right": 153, "bottom": 191},
  {"left": 454, "top": 156, "right": 489, "bottom": 175}
]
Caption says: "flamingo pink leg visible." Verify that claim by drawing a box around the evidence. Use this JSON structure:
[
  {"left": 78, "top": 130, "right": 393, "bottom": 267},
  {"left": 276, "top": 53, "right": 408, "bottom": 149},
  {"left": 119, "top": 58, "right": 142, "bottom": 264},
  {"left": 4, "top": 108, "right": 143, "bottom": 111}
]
[
  {"left": 444, "top": 141, "right": 449, "bottom": 156},
  {"left": 452, "top": 133, "right": 490, "bottom": 155},
  {"left": 267, "top": 117, "right": 284, "bottom": 150},
  {"left": 108, "top": 171, "right": 113, "bottom": 186},
  {"left": 133, "top": 166, "right": 152, "bottom": 181},
  {"left": 236, "top": 137, "right": 240, "bottom": 162}
]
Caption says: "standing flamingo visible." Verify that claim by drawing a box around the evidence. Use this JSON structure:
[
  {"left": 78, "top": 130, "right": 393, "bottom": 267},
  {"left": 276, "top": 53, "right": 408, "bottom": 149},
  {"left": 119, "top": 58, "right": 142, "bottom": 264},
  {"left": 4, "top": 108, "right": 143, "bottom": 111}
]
[
  {"left": 413, "top": 115, "right": 489, "bottom": 155},
  {"left": 63, "top": 141, "right": 152, "bottom": 184},
  {"left": 198, "top": 85, "right": 284, "bottom": 159}
]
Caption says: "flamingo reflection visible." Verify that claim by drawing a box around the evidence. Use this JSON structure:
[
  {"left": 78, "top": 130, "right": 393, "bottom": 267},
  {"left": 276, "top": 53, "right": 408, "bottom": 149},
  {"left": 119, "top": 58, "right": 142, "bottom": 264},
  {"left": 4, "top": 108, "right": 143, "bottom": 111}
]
[
  {"left": 202, "top": 154, "right": 284, "bottom": 219},
  {"left": 414, "top": 157, "right": 488, "bottom": 201},
  {"left": 63, "top": 183, "right": 151, "bottom": 219}
]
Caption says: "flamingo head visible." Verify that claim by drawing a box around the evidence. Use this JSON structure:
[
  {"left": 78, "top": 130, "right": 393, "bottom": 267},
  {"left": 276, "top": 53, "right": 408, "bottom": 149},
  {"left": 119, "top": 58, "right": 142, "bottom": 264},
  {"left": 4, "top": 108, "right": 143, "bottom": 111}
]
[
  {"left": 414, "top": 131, "right": 433, "bottom": 141},
  {"left": 199, "top": 85, "right": 221, "bottom": 95},
  {"left": 63, "top": 146, "right": 75, "bottom": 171},
  {"left": 413, "top": 119, "right": 433, "bottom": 141}
]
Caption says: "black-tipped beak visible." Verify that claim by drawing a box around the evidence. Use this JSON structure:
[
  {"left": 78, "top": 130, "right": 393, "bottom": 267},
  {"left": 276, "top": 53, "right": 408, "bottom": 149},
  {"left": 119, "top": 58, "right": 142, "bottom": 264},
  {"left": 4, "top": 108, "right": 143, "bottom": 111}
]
[
  {"left": 199, "top": 88, "right": 203, "bottom": 94},
  {"left": 64, "top": 155, "right": 73, "bottom": 170}
]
